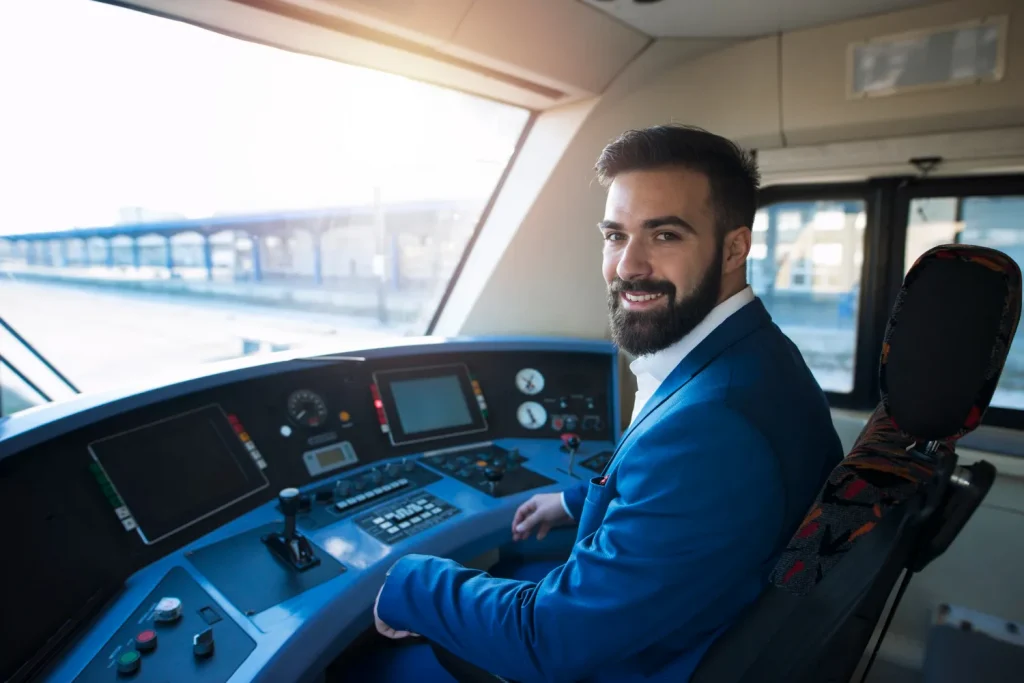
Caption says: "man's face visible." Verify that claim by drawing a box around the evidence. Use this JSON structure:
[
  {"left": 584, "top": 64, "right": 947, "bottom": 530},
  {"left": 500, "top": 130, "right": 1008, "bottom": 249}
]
[{"left": 600, "top": 167, "right": 723, "bottom": 357}]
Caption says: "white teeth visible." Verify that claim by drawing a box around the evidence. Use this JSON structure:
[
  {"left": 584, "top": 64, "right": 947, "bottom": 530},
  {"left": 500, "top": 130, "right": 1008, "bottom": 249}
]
[{"left": 624, "top": 292, "right": 664, "bottom": 302}]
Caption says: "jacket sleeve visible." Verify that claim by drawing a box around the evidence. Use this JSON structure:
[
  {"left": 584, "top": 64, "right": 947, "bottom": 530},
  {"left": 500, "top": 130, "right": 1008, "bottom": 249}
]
[
  {"left": 560, "top": 480, "right": 588, "bottom": 520},
  {"left": 375, "top": 406, "right": 786, "bottom": 683}
]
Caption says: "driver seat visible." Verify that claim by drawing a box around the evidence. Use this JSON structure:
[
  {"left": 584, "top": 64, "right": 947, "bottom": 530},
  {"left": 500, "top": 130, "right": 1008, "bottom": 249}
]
[{"left": 690, "top": 243, "right": 1021, "bottom": 683}]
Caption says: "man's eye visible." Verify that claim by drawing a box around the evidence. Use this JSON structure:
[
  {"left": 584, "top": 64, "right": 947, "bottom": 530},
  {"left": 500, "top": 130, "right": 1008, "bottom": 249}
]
[
  {"left": 604, "top": 233, "right": 625, "bottom": 241},
  {"left": 655, "top": 232, "right": 680, "bottom": 241}
]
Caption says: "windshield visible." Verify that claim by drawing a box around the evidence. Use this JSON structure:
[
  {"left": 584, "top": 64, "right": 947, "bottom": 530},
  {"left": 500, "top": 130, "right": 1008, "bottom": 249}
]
[{"left": 0, "top": 0, "right": 529, "bottom": 415}]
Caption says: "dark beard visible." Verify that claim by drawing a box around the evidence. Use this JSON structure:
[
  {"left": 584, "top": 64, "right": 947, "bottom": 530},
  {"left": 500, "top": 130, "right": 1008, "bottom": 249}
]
[{"left": 607, "top": 251, "right": 723, "bottom": 357}]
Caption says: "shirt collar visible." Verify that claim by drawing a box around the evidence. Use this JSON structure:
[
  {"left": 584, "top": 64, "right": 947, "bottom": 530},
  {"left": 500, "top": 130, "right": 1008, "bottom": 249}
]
[{"left": 629, "top": 286, "right": 755, "bottom": 383}]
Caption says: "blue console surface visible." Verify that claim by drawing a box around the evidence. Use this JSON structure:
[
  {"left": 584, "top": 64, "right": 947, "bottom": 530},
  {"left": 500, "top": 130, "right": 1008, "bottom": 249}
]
[{"left": 0, "top": 337, "right": 619, "bottom": 683}]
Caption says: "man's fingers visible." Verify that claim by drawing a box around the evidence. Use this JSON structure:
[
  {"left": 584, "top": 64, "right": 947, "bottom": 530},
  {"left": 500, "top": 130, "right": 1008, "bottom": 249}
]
[
  {"left": 514, "top": 509, "right": 541, "bottom": 536},
  {"left": 536, "top": 521, "right": 552, "bottom": 541},
  {"left": 511, "top": 500, "right": 536, "bottom": 529}
]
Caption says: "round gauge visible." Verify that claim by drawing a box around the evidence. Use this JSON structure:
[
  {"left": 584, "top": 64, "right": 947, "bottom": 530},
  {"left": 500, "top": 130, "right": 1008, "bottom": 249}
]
[
  {"left": 516, "top": 401, "right": 548, "bottom": 430},
  {"left": 515, "top": 368, "right": 545, "bottom": 395},
  {"left": 287, "top": 390, "right": 328, "bottom": 428}
]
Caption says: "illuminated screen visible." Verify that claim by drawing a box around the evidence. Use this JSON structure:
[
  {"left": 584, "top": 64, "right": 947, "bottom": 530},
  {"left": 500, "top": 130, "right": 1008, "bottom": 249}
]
[
  {"left": 374, "top": 364, "right": 487, "bottom": 445},
  {"left": 88, "top": 404, "right": 269, "bottom": 544},
  {"left": 391, "top": 375, "right": 474, "bottom": 435}
]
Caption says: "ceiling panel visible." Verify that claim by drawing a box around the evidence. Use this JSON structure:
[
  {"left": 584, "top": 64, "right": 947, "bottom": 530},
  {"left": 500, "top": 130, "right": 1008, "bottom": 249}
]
[{"left": 579, "top": 0, "right": 946, "bottom": 38}]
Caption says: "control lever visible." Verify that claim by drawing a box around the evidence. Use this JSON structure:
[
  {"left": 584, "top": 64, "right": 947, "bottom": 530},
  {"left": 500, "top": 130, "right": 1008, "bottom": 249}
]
[
  {"left": 262, "top": 488, "right": 321, "bottom": 572},
  {"left": 562, "top": 434, "right": 581, "bottom": 478},
  {"left": 483, "top": 467, "right": 504, "bottom": 495}
]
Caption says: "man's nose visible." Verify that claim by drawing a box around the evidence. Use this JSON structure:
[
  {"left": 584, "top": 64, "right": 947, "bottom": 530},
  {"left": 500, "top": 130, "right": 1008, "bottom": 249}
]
[{"left": 616, "top": 239, "right": 652, "bottom": 281}]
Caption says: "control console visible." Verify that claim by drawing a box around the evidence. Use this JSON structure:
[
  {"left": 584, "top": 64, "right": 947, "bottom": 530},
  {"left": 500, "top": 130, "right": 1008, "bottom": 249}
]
[
  {"left": 419, "top": 444, "right": 556, "bottom": 497},
  {"left": 0, "top": 337, "right": 620, "bottom": 683}
]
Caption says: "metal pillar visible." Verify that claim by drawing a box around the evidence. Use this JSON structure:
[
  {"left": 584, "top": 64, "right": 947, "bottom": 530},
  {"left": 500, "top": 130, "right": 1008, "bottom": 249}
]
[
  {"left": 250, "top": 234, "right": 262, "bottom": 282},
  {"left": 312, "top": 231, "right": 323, "bottom": 286},
  {"left": 203, "top": 233, "right": 214, "bottom": 281},
  {"left": 165, "top": 235, "right": 174, "bottom": 274}
]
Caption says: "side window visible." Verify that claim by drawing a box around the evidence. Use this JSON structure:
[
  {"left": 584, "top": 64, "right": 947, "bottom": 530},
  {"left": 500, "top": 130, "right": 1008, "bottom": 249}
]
[
  {"left": 904, "top": 194, "right": 1024, "bottom": 410},
  {"left": 750, "top": 199, "right": 867, "bottom": 394},
  {"left": 1, "top": 360, "right": 47, "bottom": 417}
]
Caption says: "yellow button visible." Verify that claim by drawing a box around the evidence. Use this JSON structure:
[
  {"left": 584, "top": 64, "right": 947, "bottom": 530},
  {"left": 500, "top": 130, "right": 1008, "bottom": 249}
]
[
  {"left": 239, "top": 432, "right": 250, "bottom": 442},
  {"left": 340, "top": 411, "right": 351, "bottom": 422}
]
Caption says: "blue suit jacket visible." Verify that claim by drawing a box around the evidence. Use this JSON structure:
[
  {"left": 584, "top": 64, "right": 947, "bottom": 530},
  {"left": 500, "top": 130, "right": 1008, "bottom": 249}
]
[{"left": 377, "top": 299, "right": 843, "bottom": 682}]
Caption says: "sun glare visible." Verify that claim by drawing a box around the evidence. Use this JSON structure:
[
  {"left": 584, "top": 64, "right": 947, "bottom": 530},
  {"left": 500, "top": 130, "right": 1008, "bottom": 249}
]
[{"left": 0, "top": 0, "right": 528, "bottom": 234}]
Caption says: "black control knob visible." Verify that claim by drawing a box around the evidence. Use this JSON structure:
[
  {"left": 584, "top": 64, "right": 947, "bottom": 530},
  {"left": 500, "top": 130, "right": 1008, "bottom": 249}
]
[
  {"left": 193, "top": 627, "right": 215, "bottom": 658},
  {"left": 403, "top": 458, "right": 415, "bottom": 472},
  {"left": 484, "top": 467, "right": 504, "bottom": 495},
  {"left": 279, "top": 488, "right": 300, "bottom": 539},
  {"left": 369, "top": 468, "right": 383, "bottom": 484},
  {"left": 566, "top": 435, "right": 581, "bottom": 451},
  {"left": 334, "top": 480, "right": 352, "bottom": 499},
  {"left": 385, "top": 462, "right": 400, "bottom": 477}
]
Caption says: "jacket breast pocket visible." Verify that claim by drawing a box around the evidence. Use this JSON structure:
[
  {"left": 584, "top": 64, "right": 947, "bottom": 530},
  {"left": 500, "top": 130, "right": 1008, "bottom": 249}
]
[{"left": 577, "top": 475, "right": 615, "bottom": 539}]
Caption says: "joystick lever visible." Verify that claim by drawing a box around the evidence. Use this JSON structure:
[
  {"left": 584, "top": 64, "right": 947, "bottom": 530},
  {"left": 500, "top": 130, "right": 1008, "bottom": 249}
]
[
  {"left": 562, "top": 434, "right": 582, "bottom": 479},
  {"left": 262, "top": 488, "right": 320, "bottom": 572},
  {"left": 484, "top": 467, "right": 504, "bottom": 495}
]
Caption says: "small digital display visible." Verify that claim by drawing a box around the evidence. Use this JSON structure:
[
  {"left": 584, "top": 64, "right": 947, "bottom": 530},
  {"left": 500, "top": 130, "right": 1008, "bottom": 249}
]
[
  {"left": 391, "top": 375, "right": 474, "bottom": 435},
  {"left": 88, "top": 404, "right": 269, "bottom": 545},
  {"left": 303, "top": 441, "right": 358, "bottom": 477},
  {"left": 373, "top": 364, "right": 487, "bottom": 446},
  {"left": 317, "top": 447, "right": 347, "bottom": 467}
]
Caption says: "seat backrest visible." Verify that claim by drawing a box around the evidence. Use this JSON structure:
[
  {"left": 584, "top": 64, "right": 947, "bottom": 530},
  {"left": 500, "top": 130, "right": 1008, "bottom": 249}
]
[{"left": 691, "top": 244, "right": 1021, "bottom": 683}]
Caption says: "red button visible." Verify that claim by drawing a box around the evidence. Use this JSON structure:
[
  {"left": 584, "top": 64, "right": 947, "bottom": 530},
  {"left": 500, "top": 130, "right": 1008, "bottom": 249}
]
[{"left": 135, "top": 629, "right": 157, "bottom": 652}]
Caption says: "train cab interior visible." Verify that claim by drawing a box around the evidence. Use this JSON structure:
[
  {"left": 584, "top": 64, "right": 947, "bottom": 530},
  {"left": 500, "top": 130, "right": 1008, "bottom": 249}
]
[{"left": 2, "top": 0, "right": 1024, "bottom": 681}]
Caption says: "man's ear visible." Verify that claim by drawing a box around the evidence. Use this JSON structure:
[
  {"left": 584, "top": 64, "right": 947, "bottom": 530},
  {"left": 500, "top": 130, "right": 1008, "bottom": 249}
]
[{"left": 722, "top": 226, "right": 751, "bottom": 276}]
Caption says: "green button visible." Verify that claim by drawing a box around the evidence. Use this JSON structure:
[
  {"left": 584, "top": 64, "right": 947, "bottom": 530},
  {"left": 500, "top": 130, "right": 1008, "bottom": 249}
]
[{"left": 117, "top": 649, "right": 140, "bottom": 674}]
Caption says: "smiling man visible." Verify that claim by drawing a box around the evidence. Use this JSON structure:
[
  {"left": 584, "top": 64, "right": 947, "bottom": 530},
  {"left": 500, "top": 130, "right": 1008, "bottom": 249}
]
[{"left": 365, "top": 125, "right": 843, "bottom": 682}]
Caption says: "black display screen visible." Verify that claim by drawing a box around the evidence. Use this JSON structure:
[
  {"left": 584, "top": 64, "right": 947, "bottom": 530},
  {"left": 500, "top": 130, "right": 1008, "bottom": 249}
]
[
  {"left": 374, "top": 364, "right": 487, "bottom": 445},
  {"left": 88, "top": 404, "right": 269, "bottom": 545}
]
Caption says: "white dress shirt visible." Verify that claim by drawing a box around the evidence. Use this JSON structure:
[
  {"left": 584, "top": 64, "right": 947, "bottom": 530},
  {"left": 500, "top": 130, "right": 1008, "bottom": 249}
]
[{"left": 559, "top": 286, "right": 755, "bottom": 519}]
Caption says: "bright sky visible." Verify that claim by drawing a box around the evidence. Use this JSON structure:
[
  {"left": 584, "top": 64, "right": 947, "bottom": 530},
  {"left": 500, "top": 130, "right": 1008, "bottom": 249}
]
[{"left": 0, "top": 0, "right": 529, "bottom": 235}]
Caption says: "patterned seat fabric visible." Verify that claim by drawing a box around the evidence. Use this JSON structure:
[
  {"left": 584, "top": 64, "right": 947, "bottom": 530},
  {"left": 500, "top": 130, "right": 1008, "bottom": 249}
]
[{"left": 771, "top": 245, "right": 1021, "bottom": 596}]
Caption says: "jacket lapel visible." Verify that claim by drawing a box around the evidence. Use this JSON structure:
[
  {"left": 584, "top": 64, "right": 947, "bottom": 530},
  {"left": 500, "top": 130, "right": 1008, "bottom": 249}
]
[{"left": 606, "top": 299, "right": 773, "bottom": 470}]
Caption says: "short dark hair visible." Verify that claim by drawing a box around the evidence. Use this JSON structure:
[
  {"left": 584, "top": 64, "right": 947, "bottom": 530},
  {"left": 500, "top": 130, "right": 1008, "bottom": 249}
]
[{"left": 594, "top": 124, "right": 760, "bottom": 237}]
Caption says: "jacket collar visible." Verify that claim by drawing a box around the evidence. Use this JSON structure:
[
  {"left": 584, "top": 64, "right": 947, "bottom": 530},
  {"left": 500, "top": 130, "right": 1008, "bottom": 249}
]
[{"left": 613, "top": 298, "right": 773, "bottom": 456}]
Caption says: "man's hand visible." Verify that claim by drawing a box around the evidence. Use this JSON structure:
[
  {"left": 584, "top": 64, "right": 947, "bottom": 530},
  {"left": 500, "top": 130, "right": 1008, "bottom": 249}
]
[
  {"left": 374, "top": 583, "right": 419, "bottom": 639},
  {"left": 512, "top": 492, "right": 573, "bottom": 541}
]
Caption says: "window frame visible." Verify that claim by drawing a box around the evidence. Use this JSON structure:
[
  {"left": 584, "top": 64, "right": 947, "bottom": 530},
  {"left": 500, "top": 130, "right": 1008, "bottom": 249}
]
[
  {"left": 759, "top": 173, "right": 1024, "bottom": 433},
  {"left": 888, "top": 173, "right": 1024, "bottom": 431},
  {"left": 756, "top": 182, "right": 891, "bottom": 411}
]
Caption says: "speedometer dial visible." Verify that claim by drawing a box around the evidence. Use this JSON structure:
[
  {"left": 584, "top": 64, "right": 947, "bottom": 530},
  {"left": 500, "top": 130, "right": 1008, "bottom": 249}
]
[{"left": 287, "top": 390, "right": 328, "bottom": 428}]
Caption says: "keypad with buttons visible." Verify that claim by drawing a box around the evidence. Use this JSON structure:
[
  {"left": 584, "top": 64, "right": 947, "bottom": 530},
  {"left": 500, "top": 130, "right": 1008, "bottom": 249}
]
[{"left": 355, "top": 493, "right": 459, "bottom": 545}]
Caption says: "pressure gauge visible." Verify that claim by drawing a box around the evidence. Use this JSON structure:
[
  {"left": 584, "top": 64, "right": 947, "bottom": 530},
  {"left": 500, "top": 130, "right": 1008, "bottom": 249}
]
[
  {"left": 516, "top": 401, "right": 547, "bottom": 430},
  {"left": 515, "top": 368, "right": 545, "bottom": 395}
]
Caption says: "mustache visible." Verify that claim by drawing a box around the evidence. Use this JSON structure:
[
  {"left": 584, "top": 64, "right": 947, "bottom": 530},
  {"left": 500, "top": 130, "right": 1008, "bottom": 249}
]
[{"left": 609, "top": 279, "right": 676, "bottom": 296}]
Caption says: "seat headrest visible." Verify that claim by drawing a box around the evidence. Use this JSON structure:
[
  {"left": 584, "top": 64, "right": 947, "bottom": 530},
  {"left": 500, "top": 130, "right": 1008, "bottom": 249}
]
[{"left": 880, "top": 245, "right": 1021, "bottom": 442}]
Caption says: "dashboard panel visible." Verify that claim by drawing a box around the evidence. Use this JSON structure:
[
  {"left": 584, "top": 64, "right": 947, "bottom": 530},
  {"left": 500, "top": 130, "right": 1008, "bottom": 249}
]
[{"left": 0, "top": 337, "right": 619, "bottom": 683}]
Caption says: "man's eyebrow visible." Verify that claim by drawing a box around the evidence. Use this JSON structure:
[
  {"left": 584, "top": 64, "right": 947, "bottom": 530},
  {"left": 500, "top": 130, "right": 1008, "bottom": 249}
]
[
  {"left": 597, "top": 216, "right": 696, "bottom": 234},
  {"left": 642, "top": 215, "right": 696, "bottom": 234}
]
